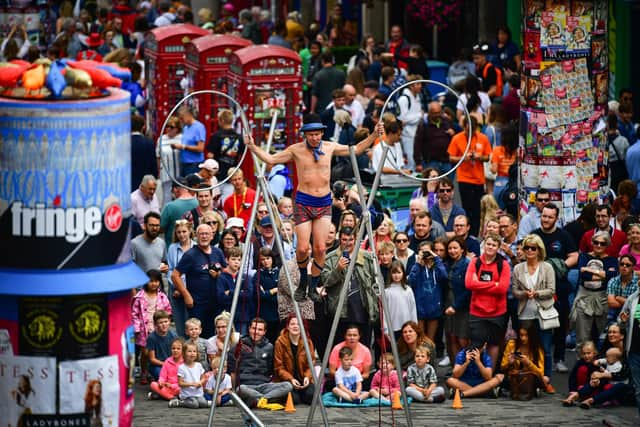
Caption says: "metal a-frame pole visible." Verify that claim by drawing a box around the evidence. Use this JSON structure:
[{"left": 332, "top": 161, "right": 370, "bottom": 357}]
[
  {"left": 306, "top": 141, "right": 393, "bottom": 427},
  {"left": 349, "top": 146, "right": 413, "bottom": 427},
  {"left": 208, "top": 111, "right": 329, "bottom": 427},
  {"left": 207, "top": 112, "right": 276, "bottom": 427}
]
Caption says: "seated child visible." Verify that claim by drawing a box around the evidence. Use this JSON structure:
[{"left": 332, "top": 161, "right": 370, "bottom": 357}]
[
  {"left": 146, "top": 310, "right": 178, "bottom": 382},
  {"left": 205, "top": 356, "right": 232, "bottom": 406},
  {"left": 149, "top": 338, "right": 183, "bottom": 400},
  {"left": 445, "top": 342, "right": 504, "bottom": 398},
  {"left": 594, "top": 347, "right": 624, "bottom": 380},
  {"left": 369, "top": 353, "right": 401, "bottom": 404},
  {"left": 185, "top": 318, "right": 212, "bottom": 371},
  {"left": 332, "top": 347, "right": 370, "bottom": 404},
  {"left": 169, "top": 342, "right": 210, "bottom": 409},
  {"left": 561, "top": 341, "right": 598, "bottom": 406},
  {"left": 406, "top": 345, "right": 446, "bottom": 403}
]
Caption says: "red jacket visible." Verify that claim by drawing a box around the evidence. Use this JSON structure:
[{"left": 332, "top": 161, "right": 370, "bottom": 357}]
[{"left": 465, "top": 255, "right": 510, "bottom": 317}]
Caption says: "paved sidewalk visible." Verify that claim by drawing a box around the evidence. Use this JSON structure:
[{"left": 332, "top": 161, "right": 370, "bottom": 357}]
[{"left": 134, "top": 354, "right": 638, "bottom": 427}]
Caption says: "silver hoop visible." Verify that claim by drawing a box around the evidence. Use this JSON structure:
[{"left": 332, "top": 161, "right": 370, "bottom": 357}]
[
  {"left": 379, "top": 79, "right": 473, "bottom": 182},
  {"left": 158, "top": 89, "right": 251, "bottom": 192}
]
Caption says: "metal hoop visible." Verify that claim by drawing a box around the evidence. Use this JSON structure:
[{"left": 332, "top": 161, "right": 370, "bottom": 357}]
[
  {"left": 158, "top": 89, "right": 251, "bottom": 192},
  {"left": 379, "top": 79, "right": 474, "bottom": 182}
]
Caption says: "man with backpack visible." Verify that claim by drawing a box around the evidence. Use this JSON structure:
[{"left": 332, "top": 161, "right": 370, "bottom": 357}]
[{"left": 472, "top": 43, "right": 503, "bottom": 99}]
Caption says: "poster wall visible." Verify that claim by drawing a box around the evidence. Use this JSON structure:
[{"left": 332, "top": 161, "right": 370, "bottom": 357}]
[
  {"left": 520, "top": 0, "right": 609, "bottom": 221},
  {"left": 0, "top": 355, "right": 56, "bottom": 427}
]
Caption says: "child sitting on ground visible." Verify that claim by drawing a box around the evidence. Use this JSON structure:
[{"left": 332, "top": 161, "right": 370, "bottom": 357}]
[
  {"left": 332, "top": 347, "right": 370, "bottom": 404},
  {"left": 132, "top": 269, "right": 172, "bottom": 384},
  {"left": 149, "top": 338, "right": 183, "bottom": 400},
  {"left": 369, "top": 353, "right": 401, "bottom": 404},
  {"left": 169, "top": 342, "right": 209, "bottom": 408},
  {"left": 204, "top": 356, "right": 232, "bottom": 406},
  {"left": 185, "top": 318, "right": 211, "bottom": 371},
  {"left": 406, "top": 345, "right": 446, "bottom": 403},
  {"left": 594, "top": 347, "right": 624, "bottom": 380},
  {"left": 146, "top": 310, "right": 178, "bottom": 382},
  {"left": 561, "top": 341, "right": 599, "bottom": 406}
]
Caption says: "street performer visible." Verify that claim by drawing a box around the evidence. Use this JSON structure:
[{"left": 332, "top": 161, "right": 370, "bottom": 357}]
[{"left": 246, "top": 114, "right": 383, "bottom": 301}]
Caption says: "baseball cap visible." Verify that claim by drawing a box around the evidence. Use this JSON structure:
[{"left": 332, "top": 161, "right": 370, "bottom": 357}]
[
  {"left": 198, "top": 159, "right": 219, "bottom": 173},
  {"left": 259, "top": 216, "right": 273, "bottom": 227}
]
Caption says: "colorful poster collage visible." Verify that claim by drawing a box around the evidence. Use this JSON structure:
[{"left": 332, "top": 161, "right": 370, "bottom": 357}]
[{"left": 520, "top": 0, "right": 608, "bottom": 222}]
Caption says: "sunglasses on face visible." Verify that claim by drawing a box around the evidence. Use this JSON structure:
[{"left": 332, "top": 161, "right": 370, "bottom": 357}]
[
  {"left": 523, "top": 246, "right": 538, "bottom": 251},
  {"left": 536, "top": 198, "right": 550, "bottom": 203},
  {"left": 619, "top": 262, "right": 634, "bottom": 268},
  {"left": 439, "top": 188, "right": 452, "bottom": 193},
  {"left": 592, "top": 240, "right": 608, "bottom": 246},
  {"left": 395, "top": 239, "right": 408, "bottom": 243}
]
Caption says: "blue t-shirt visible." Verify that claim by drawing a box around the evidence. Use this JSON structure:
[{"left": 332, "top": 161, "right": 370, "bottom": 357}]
[
  {"left": 454, "top": 348, "right": 492, "bottom": 387},
  {"left": 181, "top": 120, "right": 206, "bottom": 163},
  {"left": 176, "top": 246, "right": 227, "bottom": 306},
  {"left": 146, "top": 330, "right": 178, "bottom": 361}
]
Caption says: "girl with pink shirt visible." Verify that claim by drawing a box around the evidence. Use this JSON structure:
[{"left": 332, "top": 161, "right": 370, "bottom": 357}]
[
  {"left": 369, "top": 353, "right": 401, "bottom": 404},
  {"left": 132, "top": 269, "right": 172, "bottom": 382},
  {"left": 149, "top": 338, "right": 184, "bottom": 400}
]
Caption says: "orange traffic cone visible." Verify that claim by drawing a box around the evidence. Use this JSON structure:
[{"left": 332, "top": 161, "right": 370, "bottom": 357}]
[
  {"left": 391, "top": 392, "right": 402, "bottom": 410},
  {"left": 452, "top": 389, "right": 463, "bottom": 409},
  {"left": 284, "top": 392, "right": 296, "bottom": 412}
]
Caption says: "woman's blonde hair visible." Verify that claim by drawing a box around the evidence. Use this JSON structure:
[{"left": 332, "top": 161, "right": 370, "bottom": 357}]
[
  {"left": 521, "top": 234, "right": 547, "bottom": 261},
  {"left": 333, "top": 109, "right": 352, "bottom": 127}
]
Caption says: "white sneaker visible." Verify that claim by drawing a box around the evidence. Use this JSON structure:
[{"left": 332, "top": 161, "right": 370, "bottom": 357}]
[
  {"left": 555, "top": 360, "right": 569, "bottom": 373},
  {"left": 168, "top": 398, "right": 181, "bottom": 408},
  {"left": 438, "top": 356, "right": 451, "bottom": 367}
]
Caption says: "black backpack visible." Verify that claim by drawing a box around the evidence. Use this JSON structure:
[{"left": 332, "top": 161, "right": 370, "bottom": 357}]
[
  {"left": 501, "top": 163, "right": 519, "bottom": 217},
  {"left": 475, "top": 253, "right": 505, "bottom": 278}
]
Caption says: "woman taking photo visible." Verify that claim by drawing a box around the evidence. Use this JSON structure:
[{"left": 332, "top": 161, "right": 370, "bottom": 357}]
[
  {"left": 511, "top": 234, "right": 556, "bottom": 393},
  {"left": 273, "top": 315, "right": 316, "bottom": 404},
  {"left": 572, "top": 231, "right": 618, "bottom": 346},
  {"left": 443, "top": 237, "right": 471, "bottom": 368}
]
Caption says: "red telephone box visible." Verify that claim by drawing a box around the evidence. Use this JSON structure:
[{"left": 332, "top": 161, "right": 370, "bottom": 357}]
[
  {"left": 226, "top": 45, "right": 303, "bottom": 186},
  {"left": 184, "top": 34, "right": 252, "bottom": 138},
  {"left": 144, "top": 23, "right": 208, "bottom": 140}
]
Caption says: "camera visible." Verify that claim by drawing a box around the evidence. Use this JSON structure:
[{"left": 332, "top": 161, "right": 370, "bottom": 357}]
[
  {"left": 332, "top": 180, "right": 349, "bottom": 200},
  {"left": 422, "top": 251, "right": 433, "bottom": 260},
  {"left": 209, "top": 263, "right": 222, "bottom": 273}
]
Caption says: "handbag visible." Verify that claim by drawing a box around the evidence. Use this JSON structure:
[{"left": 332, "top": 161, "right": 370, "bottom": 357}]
[
  {"left": 537, "top": 304, "right": 560, "bottom": 330},
  {"left": 509, "top": 371, "right": 537, "bottom": 401}
]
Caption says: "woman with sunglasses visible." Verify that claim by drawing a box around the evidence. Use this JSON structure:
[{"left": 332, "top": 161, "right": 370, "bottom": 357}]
[
  {"left": 607, "top": 255, "right": 639, "bottom": 322},
  {"left": 167, "top": 219, "right": 195, "bottom": 337},
  {"left": 157, "top": 116, "right": 183, "bottom": 208},
  {"left": 200, "top": 211, "right": 223, "bottom": 247},
  {"left": 512, "top": 234, "right": 557, "bottom": 393},
  {"left": 393, "top": 231, "right": 414, "bottom": 270},
  {"left": 620, "top": 223, "right": 640, "bottom": 272},
  {"left": 572, "top": 231, "right": 618, "bottom": 347}
]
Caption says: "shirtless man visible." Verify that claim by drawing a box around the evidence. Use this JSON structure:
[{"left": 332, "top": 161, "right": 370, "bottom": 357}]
[{"left": 246, "top": 114, "right": 382, "bottom": 301}]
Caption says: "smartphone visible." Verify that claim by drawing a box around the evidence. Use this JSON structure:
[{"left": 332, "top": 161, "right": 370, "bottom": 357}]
[
  {"left": 342, "top": 250, "right": 350, "bottom": 260},
  {"left": 514, "top": 351, "right": 522, "bottom": 358}
]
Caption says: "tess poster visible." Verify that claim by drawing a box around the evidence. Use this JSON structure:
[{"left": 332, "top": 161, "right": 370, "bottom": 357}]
[
  {"left": 59, "top": 355, "right": 120, "bottom": 427},
  {"left": 0, "top": 355, "right": 56, "bottom": 427}
]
